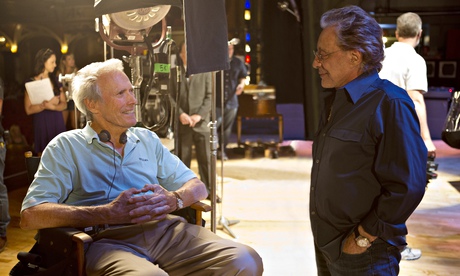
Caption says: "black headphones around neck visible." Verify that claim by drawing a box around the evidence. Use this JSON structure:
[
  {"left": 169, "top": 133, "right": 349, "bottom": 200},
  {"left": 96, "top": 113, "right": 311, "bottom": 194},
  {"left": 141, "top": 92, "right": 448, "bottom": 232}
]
[{"left": 98, "top": 130, "right": 127, "bottom": 144}]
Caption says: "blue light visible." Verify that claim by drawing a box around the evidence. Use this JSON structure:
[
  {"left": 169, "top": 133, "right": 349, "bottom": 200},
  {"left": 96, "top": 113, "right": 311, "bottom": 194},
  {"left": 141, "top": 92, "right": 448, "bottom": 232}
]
[
  {"left": 246, "top": 33, "right": 251, "bottom": 42},
  {"left": 245, "top": 0, "right": 251, "bottom": 9}
]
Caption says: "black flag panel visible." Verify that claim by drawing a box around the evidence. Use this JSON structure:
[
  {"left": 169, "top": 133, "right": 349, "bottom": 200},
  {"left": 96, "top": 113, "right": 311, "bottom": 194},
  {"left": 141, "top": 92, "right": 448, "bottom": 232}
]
[{"left": 184, "top": 0, "right": 230, "bottom": 75}]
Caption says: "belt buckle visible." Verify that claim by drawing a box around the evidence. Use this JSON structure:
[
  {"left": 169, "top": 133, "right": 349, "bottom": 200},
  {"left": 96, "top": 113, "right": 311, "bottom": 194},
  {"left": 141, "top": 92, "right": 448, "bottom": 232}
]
[{"left": 81, "top": 224, "right": 107, "bottom": 236}]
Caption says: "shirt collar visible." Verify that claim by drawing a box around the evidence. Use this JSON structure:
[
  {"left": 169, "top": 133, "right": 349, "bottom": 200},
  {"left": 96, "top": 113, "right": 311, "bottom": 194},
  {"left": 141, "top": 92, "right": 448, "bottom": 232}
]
[
  {"left": 82, "top": 122, "right": 140, "bottom": 145},
  {"left": 342, "top": 70, "right": 380, "bottom": 104}
]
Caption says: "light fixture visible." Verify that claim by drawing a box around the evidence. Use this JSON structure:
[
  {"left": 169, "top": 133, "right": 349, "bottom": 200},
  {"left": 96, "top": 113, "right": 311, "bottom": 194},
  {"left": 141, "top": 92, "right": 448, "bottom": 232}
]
[
  {"left": 11, "top": 44, "right": 18, "bottom": 53},
  {"left": 244, "top": 10, "right": 251, "bottom": 20},
  {"left": 101, "top": 5, "right": 171, "bottom": 43},
  {"left": 245, "top": 44, "right": 251, "bottom": 52},
  {"left": 94, "top": 0, "right": 181, "bottom": 50},
  {"left": 61, "top": 44, "right": 68, "bottom": 54}
]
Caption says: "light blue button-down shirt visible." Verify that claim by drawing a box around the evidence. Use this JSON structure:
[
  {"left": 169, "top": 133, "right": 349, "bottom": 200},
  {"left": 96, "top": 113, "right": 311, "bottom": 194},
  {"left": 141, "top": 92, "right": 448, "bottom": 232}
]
[{"left": 22, "top": 123, "right": 196, "bottom": 211}]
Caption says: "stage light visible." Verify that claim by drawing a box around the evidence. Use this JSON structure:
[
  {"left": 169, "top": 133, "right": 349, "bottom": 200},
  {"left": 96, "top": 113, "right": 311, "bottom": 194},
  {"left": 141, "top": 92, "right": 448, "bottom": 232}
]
[
  {"left": 245, "top": 54, "right": 250, "bottom": 63},
  {"left": 11, "top": 44, "right": 17, "bottom": 53},
  {"left": 244, "top": 10, "right": 251, "bottom": 20},
  {"left": 100, "top": 5, "right": 170, "bottom": 44},
  {"left": 245, "top": 33, "right": 250, "bottom": 42},
  {"left": 245, "top": 44, "right": 251, "bottom": 53}
]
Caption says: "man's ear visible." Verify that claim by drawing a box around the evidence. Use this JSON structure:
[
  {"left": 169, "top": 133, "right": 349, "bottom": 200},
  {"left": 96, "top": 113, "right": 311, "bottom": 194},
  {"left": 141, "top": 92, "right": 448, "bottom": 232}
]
[
  {"left": 84, "top": 98, "right": 98, "bottom": 115},
  {"left": 350, "top": 50, "right": 361, "bottom": 64}
]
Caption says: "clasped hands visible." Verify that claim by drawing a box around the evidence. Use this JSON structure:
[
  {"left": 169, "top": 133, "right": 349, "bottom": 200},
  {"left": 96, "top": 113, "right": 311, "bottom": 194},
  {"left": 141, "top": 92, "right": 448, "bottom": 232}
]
[
  {"left": 179, "top": 113, "right": 202, "bottom": 127},
  {"left": 110, "top": 184, "right": 176, "bottom": 224}
]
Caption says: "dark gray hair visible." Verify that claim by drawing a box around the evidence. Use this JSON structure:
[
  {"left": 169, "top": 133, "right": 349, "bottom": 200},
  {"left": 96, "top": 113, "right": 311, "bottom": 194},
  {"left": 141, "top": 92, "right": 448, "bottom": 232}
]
[
  {"left": 34, "top": 48, "right": 55, "bottom": 76},
  {"left": 396, "top": 12, "right": 422, "bottom": 38},
  {"left": 71, "top": 59, "right": 124, "bottom": 120},
  {"left": 320, "top": 5, "right": 384, "bottom": 73}
]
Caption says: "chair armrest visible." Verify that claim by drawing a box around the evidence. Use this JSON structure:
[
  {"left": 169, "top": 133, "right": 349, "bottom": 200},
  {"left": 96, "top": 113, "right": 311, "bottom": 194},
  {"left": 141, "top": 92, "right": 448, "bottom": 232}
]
[
  {"left": 189, "top": 201, "right": 211, "bottom": 226},
  {"left": 72, "top": 232, "right": 93, "bottom": 276},
  {"left": 171, "top": 201, "right": 211, "bottom": 226},
  {"left": 190, "top": 201, "right": 212, "bottom": 212}
]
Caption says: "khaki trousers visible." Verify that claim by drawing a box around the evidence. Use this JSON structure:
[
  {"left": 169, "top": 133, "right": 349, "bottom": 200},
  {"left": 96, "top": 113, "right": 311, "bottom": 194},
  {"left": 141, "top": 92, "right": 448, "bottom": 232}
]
[{"left": 85, "top": 215, "right": 263, "bottom": 276}]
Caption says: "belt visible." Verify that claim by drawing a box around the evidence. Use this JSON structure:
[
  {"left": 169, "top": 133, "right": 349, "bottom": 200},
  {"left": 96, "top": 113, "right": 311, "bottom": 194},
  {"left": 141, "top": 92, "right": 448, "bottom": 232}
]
[{"left": 78, "top": 223, "right": 134, "bottom": 236}]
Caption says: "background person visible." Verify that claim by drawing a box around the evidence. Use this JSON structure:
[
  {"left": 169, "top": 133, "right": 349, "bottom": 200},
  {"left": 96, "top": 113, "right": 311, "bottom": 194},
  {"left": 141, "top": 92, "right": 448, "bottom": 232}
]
[
  {"left": 20, "top": 58, "right": 263, "bottom": 275},
  {"left": 0, "top": 77, "right": 8, "bottom": 253},
  {"left": 379, "top": 12, "right": 433, "bottom": 261},
  {"left": 216, "top": 40, "right": 248, "bottom": 160},
  {"left": 174, "top": 42, "right": 214, "bottom": 200},
  {"left": 56, "top": 53, "right": 79, "bottom": 130},
  {"left": 310, "top": 6, "right": 427, "bottom": 275},
  {"left": 24, "top": 48, "right": 67, "bottom": 155}
]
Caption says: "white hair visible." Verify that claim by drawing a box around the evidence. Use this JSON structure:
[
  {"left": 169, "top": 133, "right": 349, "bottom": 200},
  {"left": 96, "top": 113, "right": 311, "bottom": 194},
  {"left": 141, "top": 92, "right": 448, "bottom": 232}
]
[{"left": 71, "top": 59, "right": 124, "bottom": 120}]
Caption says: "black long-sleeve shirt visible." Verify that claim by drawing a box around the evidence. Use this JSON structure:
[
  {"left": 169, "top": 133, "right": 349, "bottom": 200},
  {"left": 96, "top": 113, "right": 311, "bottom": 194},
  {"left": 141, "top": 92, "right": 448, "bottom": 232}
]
[{"left": 310, "top": 71, "right": 427, "bottom": 262}]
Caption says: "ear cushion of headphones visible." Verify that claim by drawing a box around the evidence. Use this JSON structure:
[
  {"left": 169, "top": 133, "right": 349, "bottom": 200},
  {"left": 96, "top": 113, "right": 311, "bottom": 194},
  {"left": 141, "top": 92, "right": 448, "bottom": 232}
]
[
  {"left": 98, "top": 130, "right": 111, "bottom": 142},
  {"left": 119, "top": 132, "right": 128, "bottom": 144}
]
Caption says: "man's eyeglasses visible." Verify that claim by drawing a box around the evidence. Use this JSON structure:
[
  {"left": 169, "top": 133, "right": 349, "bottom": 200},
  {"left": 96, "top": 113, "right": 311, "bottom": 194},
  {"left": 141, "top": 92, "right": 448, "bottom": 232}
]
[{"left": 313, "top": 49, "right": 342, "bottom": 62}]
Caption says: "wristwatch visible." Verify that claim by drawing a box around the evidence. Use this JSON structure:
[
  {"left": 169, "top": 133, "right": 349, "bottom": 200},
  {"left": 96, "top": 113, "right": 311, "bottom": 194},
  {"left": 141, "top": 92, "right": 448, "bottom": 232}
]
[
  {"left": 173, "top": 191, "right": 184, "bottom": 210},
  {"left": 354, "top": 227, "right": 372, "bottom": 248}
]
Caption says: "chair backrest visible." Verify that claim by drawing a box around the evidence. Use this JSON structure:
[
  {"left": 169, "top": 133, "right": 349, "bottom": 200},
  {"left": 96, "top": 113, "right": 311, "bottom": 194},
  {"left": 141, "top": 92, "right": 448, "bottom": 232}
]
[{"left": 24, "top": 151, "right": 40, "bottom": 184}]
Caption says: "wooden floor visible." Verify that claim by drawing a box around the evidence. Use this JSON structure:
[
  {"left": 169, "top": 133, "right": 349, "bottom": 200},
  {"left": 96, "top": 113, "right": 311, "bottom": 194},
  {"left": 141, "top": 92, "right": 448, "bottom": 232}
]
[{"left": 1, "top": 140, "right": 459, "bottom": 275}]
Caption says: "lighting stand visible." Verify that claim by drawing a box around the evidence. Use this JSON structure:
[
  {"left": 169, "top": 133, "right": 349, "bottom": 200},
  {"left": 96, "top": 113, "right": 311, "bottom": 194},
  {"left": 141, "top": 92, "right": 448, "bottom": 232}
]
[
  {"left": 210, "top": 71, "right": 240, "bottom": 238},
  {"left": 123, "top": 55, "right": 144, "bottom": 123}
]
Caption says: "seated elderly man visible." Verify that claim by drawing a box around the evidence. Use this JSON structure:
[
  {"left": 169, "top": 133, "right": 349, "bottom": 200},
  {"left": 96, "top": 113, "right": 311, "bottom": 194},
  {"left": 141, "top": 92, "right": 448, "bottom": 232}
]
[{"left": 20, "top": 58, "right": 263, "bottom": 276}]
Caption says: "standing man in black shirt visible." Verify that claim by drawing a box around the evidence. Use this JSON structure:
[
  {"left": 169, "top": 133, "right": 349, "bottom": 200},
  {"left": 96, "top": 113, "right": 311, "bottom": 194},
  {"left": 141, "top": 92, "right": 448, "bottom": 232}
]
[{"left": 310, "top": 6, "right": 427, "bottom": 275}]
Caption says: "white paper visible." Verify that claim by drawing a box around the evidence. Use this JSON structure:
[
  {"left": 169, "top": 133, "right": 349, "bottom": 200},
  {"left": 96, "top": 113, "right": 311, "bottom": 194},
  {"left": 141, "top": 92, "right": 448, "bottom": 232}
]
[{"left": 25, "top": 79, "right": 55, "bottom": 105}]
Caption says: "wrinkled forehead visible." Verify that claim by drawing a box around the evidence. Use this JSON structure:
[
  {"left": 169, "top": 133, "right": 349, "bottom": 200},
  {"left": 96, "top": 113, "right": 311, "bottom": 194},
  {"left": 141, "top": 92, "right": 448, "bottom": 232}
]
[{"left": 98, "top": 71, "right": 131, "bottom": 91}]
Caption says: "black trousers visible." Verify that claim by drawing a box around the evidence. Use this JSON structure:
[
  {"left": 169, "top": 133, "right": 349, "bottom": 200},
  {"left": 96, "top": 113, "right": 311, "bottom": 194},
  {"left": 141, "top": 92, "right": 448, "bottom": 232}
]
[
  {"left": 177, "top": 125, "right": 211, "bottom": 192},
  {"left": 216, "top": 107, "right": 238, "bottom": 151}
]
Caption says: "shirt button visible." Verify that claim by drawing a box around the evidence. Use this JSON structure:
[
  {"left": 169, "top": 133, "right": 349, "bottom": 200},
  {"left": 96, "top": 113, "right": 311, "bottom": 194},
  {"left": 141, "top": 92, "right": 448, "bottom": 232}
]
[
  {"left": 322, "top": 133, "right": 326, "bottom": 137},
  {"left": 315, "top": 159, "right": 320, "bottom": 163},
  {"left": 311, "top": 186, "right": 315, "bottom": 191},
  {"left": 311, "top": 211, "right": 316, "bottom": 215}
]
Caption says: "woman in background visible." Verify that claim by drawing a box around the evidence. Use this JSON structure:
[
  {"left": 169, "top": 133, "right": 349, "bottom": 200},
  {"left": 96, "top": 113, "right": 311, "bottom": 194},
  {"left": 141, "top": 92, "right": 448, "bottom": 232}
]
[
  {"left": 24, "top": 48, "right": 67, "bottom": 155},
  {"left": 56, "top": 53, "right": 79, "bottom": 129}
]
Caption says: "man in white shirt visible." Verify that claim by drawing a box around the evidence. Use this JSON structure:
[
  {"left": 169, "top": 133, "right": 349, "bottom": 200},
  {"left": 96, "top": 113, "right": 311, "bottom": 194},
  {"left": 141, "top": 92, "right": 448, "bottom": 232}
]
[
  {"left": 380, "top": 12, "right": 436, "bottom": 155},
  {"left": 380, "top": 12, "right": 433, "bottom": 261}
]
